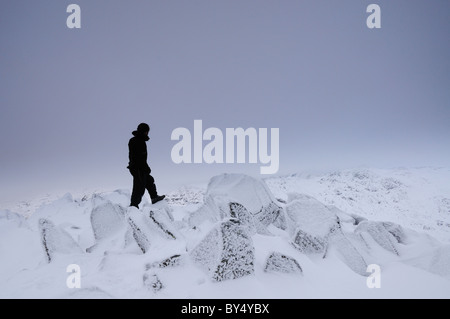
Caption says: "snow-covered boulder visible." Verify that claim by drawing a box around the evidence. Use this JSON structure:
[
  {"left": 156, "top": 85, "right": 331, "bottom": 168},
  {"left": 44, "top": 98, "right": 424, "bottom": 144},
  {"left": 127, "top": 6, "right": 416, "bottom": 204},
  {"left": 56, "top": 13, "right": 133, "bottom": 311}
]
[
  {"left": 285, "top": 193, "right": 369, "bottom": 275},
  {"left": 90, "top": 201, "right": 126, "bottom": 241},
  {"left": 356, "top": 221, "right": 400, "bottom": 255},
  {"left": 87, "top": 201, "right": 130, "bottom": 253},
  {"left": 382, "top": 221, "right": 408, "bottom": 244},
  {"left": 285, "top": 194, "right": 340, "bottom": 254},
  {"left": 189, "top": 174, "right": 284, "bottom": 232},
  {"left": 146, "top": 254, "right": 186, "bottom": 270},
  {"left": 126, "top": 205, "right": 181, "bottom": 254},
  {"left": 38, "top": 218, "right": 83, "bottom": 262},
  {"left": 147, "top": 207, "right": 179, "bottom": 240},
  {"left": 264, "top": 252, "right": 303, "bottom": 274},
  {"left": 126, "top": 207, "right": 152, "bottom": 254},
  {"left": 326, "top": 227, "right": 368, "bottom": 276},
  {"left": 143, "top": 272, "right": 164, "bottom": 292},
  {"left": 189, "top": 219, "right": 255, "bottom": 282}
]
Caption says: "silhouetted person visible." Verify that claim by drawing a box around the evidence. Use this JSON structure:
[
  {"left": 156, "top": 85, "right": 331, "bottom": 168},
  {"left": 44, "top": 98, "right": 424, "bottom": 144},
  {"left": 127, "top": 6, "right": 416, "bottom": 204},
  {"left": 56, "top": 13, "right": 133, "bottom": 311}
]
[{"left": 128, "top": 123, "right": 165, "bottom": 208}]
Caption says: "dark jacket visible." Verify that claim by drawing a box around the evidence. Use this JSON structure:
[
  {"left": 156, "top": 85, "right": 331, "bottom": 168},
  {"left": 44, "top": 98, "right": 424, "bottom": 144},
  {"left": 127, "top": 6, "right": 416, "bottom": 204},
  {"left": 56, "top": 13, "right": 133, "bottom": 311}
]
[{"left": 128, "top": 130, "right": 151, "bottom": 174}]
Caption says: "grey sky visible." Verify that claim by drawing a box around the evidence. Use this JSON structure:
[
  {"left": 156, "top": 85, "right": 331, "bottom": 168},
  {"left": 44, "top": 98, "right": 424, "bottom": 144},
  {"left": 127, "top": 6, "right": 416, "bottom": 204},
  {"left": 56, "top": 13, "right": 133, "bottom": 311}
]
[{"left": 1, "top": 0, "right": 449, "bottom": 203}]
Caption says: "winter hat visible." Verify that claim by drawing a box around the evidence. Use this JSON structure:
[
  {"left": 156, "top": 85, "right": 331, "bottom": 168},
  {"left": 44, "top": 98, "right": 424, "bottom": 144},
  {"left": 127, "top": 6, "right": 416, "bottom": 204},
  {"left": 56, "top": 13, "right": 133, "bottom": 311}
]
[{"left": 137, "top": 123, "right": 150, "bottom": 133}]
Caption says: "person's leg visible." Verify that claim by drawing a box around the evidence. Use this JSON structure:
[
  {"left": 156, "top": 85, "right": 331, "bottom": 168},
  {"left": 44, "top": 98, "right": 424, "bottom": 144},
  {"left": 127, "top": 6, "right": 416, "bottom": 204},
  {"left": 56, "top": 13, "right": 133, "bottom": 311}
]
[
  {"left": 145, "top": 174, "right": 158, "bottom": 199},
  {"left": 146, "top": 174, "right": 166, "bottom": 204},
  {"left": 130, "top": 170, "right": 146, "bottom": 208}
]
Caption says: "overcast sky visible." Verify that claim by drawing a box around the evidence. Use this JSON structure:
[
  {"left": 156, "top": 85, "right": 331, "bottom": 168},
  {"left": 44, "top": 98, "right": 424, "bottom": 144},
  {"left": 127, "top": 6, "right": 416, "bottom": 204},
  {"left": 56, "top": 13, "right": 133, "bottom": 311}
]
[{"left": 1, "top": 0, "right": 449, "bottom": 203}]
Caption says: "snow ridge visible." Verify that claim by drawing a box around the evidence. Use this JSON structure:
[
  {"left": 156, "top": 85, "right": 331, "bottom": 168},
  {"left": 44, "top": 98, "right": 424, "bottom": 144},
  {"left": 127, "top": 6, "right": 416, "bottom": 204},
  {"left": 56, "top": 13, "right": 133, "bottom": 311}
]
[{"left": 0, "top": 168, "right": 449, "bottom": 298}]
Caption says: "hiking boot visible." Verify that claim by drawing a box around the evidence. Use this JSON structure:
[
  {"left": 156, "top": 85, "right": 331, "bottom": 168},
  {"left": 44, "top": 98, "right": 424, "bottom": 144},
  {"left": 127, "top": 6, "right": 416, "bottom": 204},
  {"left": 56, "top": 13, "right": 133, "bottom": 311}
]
[{"left": 151, "top": 195, "right": 166, "bottom": 204}]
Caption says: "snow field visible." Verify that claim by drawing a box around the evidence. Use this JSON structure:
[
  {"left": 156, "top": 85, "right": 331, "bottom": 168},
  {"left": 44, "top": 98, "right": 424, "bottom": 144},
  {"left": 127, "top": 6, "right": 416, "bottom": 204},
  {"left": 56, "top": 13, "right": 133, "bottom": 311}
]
[{"left": 1, "top": 168, "right": 449, "bottom": 298}]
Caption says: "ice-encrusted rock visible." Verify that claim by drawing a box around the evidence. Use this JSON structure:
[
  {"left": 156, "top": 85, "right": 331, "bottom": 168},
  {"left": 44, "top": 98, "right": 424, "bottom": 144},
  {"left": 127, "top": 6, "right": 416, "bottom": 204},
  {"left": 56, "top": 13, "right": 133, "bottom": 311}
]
[
  {"left": 228, "top": 202, "right": 272, "bottom": 235},
  {"left": 190, "top": 219, "right": 255, "bottom": 282},
  {"left": 146, "top": 254, "right": 186, "bottom": 270},
  {"left": 126, "top": 206, "right": 181, "bottom": 254},
  {"left": 285, "top": 194, "right": 340, "bottom": 254},
  {"left": 148, "top": 208, "right": 178, "bottom": 240},
  {"left": 382, "top": 221, "right": 408, "bottom": 244},
  {"left": 90, "top": 201, "right": 126, "bottom": 241},
  {"left": 189, "top": 174, "right": 284, "bottom": 231},
  {"left": 264, "top": 252, "right": 303, "bottom": 274},
  {"left": 356, "top": 221, "right": 400, "bottom": 255},
  {"left": 292, "top": 229, "right": 328, "bottom": 254},
  {"left": 87, "top": 201, "right": 130, "bottom": 253},
  {"left": 229, "top": 202, "right": 254, "bottom": 229},
  {"left": 327, "top": 227, "right": 368, "bottom": 276},
  {"left": 285, "top": 194, "right": 368, "bottom": 275},
  {"left": 39, "top": 218, "right": 83, "bottom": 262},
  {"left": 127, "top": 208, "right": 152, "bottom": 254},
  {"left": 143, "top": 272, "right": 164, "bottom": 292}
]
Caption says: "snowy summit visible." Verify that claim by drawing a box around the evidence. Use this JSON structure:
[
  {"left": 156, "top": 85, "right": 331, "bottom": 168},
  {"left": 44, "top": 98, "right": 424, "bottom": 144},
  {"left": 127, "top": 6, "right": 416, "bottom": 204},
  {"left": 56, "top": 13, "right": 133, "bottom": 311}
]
[{"left": 0, "top": 167, "right": 450, "bottom": 299}]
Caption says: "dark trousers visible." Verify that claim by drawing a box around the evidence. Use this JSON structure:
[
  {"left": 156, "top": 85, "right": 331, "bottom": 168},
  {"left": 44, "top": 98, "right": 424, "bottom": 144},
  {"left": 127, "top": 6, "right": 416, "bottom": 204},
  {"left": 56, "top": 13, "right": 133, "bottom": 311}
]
[{"left": 129, "top": 168, "right": 158, "bottom": 208}]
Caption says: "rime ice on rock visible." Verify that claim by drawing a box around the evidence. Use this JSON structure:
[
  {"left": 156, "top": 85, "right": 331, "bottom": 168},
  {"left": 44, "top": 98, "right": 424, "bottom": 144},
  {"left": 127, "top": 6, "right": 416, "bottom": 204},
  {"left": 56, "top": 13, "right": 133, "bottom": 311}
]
[
  {"left": 148, "top": 208, "right": 178, "bottom": 240},
  {"left": 264, "top": 252, "right": 303, "bottom": 274},
  {"left": 190, "top": 219, "right": 255, "bottom": 282},
  {"left": 189, "top": 225, "right": 221, "bottom": 274},
  {"left": 229, "top": 202, "right": 271, "bottom": 235},
  {"left": 90, "top": 201, "right": 126, "bottom": 241},
  {"left": 382, "top": 221, "right": 407, "bottom": 244},
  {"left": 327, "top": 227, "right": 368, "bottom": 276},
  {"left": 143, "top": 272, "right": 163, "bottom": 292},
  {"left": 126, "top": 205, "right": 181, "bottom": 254},
  {"left": 292, "top": 229, "right": 327, "bottom": 254},
  {"left": 189, "top": 174, "right": 285, "bottom": 232},
  {"left": 356, "top": 221, "right": 400, "bottom": 255},
  {"left": 127, "top": 208, "right": 152, "bottom": 254},
  {"left": 87, "top": 201, "right": 129, "bottom": 253},
  {"left": 285, "top": 194, "right": 369, "bottom": 275},
  {"left": 285, "top": 194, "right": 340, "bottom": 254},
  {"left": 146, "top": 254, "right": 186, "bottom": 270},
  {"left": 38, "top": 218, "right": 82, "bottom": 262}
]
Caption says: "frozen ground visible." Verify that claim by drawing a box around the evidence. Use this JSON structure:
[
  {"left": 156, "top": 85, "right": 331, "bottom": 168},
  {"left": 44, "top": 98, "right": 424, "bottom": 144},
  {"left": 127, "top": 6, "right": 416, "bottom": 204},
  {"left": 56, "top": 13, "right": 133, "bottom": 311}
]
[{"left": 0, "top": 167, "right": 449, "bottom": 299}]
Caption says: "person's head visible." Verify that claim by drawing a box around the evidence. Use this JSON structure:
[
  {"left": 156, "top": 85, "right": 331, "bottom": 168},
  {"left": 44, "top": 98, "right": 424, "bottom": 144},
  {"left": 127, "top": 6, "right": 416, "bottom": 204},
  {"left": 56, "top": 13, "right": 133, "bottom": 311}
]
[{"left": 137, "top": 123, "right": 150, "bottom": 136}]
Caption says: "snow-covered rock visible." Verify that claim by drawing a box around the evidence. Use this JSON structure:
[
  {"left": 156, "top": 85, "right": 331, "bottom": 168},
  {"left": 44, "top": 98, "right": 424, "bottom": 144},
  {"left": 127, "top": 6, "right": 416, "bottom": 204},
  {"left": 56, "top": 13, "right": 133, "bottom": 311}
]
[
  {"left": 189, "top": 174, "right": 284, "bottom": 232},
  {"left": 143, "top": 272, "right": 164, "bottom": 292},
  {"left": 285, "top": 194, "right": 340, "bottom": 254},
  {"left": 90, "top": 201, "right": 126, "bottom": 241},
  {"left": 190, "top": 219, "right": 255, "bottom": 282},
  {"left": 87, "top": 201, "right": 129, "bottom": 253},
  {"left": 327, "top": 227, "right": 368, "bottom": 276},
  {"left": 264, "top": 252, "right": 303, "bottom": 274},
  {"left": 38, "top": 218, "right": 83, "bottom": 262},
  {"left": 1, "top": 169, "right": 450, "bottom": 298},
  {"left": 147, "top": 207, "right": 178, "bottom": 240},
  {"left": 355, "top": 221, "right": 400, "bottom": 255},
  {"left": 126, "top": 207, "right": 152, "bottom": 254},
  {"left": 146, "top": 254, "right": 186, "bottom": 270}
]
